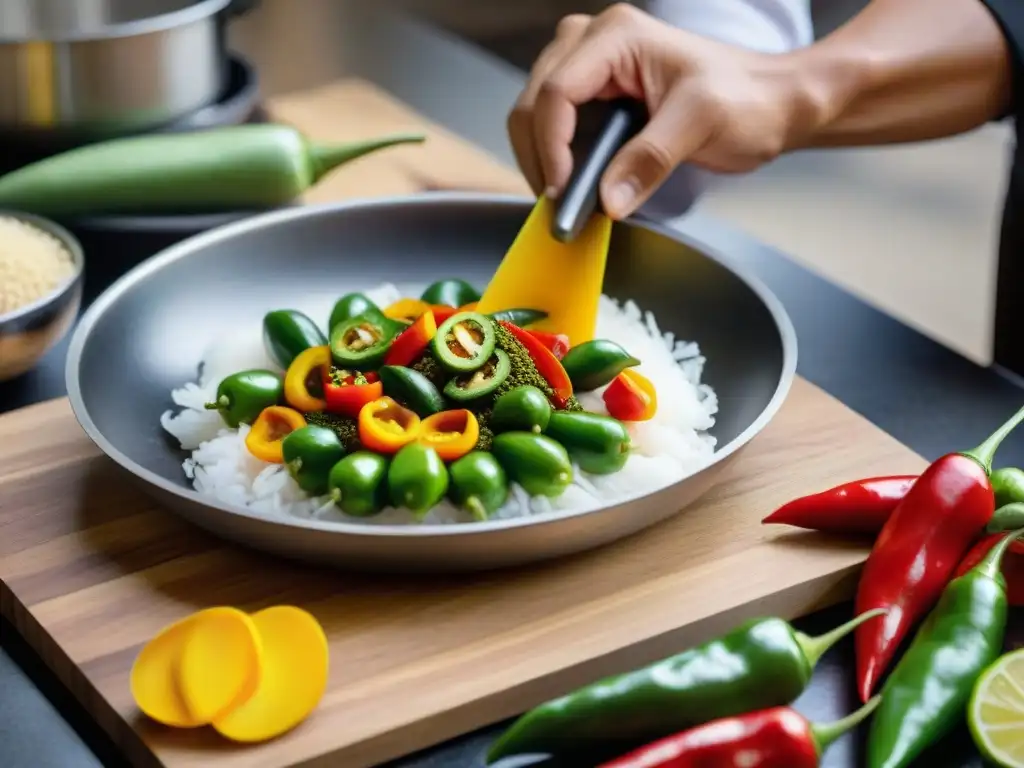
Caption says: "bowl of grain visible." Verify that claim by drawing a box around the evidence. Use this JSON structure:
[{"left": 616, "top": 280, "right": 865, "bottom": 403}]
[{"left": 0, "top": 211, "right": 84, "bottom": 382}]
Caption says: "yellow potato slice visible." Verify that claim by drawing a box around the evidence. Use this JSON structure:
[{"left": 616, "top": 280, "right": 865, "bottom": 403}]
[
  {"left": 212, "top": 606, "right": 329, "bottom": 742},
  {"left": 130, "top": 614, "right": 204, "bottom": 727},
  {"left": 177, "top": 607, "right": 263, "bottom": 723}
]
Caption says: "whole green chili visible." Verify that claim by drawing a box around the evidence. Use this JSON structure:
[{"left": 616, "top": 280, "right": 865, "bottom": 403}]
[
  {"left": 866, "top": 529, "right": 1024, "bottom": 768},
  {"left": 991, "top": 466, "right": 1024, "bottom": 508},
  {"left": 486, "top": 609, "right": 884, "bottom": 766}
]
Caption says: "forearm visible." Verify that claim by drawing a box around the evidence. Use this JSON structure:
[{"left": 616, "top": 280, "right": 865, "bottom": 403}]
[{"left": 794, "top": 0, "right": 1012, "bottom": 147}]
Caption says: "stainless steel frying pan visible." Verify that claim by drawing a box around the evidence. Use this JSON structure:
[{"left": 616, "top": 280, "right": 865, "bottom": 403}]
[{"left": 64, "top": 194, "right": 797, "bottom": 573}]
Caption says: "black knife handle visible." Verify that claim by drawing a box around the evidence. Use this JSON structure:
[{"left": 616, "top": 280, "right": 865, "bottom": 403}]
[{"left": 550, "top": 100, "right": 645, "bottom": 243}]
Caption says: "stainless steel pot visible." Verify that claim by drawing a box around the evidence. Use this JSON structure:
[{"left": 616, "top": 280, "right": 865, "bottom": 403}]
[{"left": 0, "top": 0, "right": 256, "bottom": 135}]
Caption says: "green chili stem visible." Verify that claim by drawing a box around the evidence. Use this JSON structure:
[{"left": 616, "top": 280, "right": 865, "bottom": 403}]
[
  {"left": 307, "top": 134, "right": 426, "bottom": 182},
  {"left": 203, "top": 395, "right": 229, "bottom": 410},
  {"left": 961, "top": 404, "right": 1024, "bottom": 475},
  {"left": 794, "top": 608, "right": 887, "bottom": 668},
  {"left": 465, "top": 497, "right": 488, "bottom": 523},
  {"left": 973, "top": 527, "right": 1024, "bottom": 581},
  {"left": 810, "top": 695, "right": 881, "bottom": 754}
]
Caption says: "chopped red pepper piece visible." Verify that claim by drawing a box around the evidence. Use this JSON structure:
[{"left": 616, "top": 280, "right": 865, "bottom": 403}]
[
  {"left": 603, "top": 369, "right": 657, "bottom": 421},
  {"left": 499, "top": 320, "right": 573, "bottom": 408},
  {"left": 527, "top": 330, "right": 570, "bottom": 360},
  {"left": 385, "top": 310, "right": 437, "bottom": 367},
  {"left": 431, "top": 305, "right": 460, "bottom": 325},
  {"left": 323, "top": 369, "right": 383, "bottom": 418},
  {"left": 954, "top": 532, "right": 1024, "bottom": 606}
]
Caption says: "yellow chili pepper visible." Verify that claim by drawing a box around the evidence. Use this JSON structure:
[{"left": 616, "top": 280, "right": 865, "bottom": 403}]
[
  {"left": 358, "top": 396, "right": 422, "bottom": 454},
  {"left": 284, "top": 345, "right": 330, "bottom": 412},
  {"left": 383, "top": 298, "right": 431, "bottom": 322},
  {"left": 418, "top": 409, "right": 479, "bottom": 462},
  {"left": 245, "top": 406, "right": 307, "bottom": 463}
]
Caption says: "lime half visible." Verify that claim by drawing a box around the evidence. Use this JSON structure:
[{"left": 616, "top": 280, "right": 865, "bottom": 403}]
[{"left": 970, "top": 648, "right": 1024, "bottom": 767}]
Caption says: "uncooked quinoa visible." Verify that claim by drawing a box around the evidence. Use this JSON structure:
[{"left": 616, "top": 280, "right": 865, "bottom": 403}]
[{"left": 0, "top": 216, "right": 75, "bottom": 315}]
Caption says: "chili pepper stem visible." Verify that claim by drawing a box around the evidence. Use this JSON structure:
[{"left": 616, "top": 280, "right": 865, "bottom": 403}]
[
  {"left": 811, "top": 695, "right": 882, "bottom": 754},
  {"left": 972, "top": 527, "right": 1024, "bottom": 580},
  {"left": 307, "top": 134, "right": 426, "bottom": 181},
  {"left": 961, "top": 404, "right": 1024, "bottom": 474},
  {"left": 465, "top": 496, "right": 488, "bottom": 523},
  {"left": 203, "top": 396, "right": 230, "bottom": 410},
  {"left": 795, "top": 608, "right": 887, "bottom": 667}
]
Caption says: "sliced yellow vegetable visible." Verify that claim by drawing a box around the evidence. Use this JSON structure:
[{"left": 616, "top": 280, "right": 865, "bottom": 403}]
[
  {"left": 476, "top": 196, "right": 610, "bottom": 347},
  {"left": 178, "top": 607, "right": 263, "bottom": 723},
  {"left": 130, "top": 613, "right": 205, "bottom": 728},
  {"left": 212, "top": 606, "right": 329, "bottom": 742}
]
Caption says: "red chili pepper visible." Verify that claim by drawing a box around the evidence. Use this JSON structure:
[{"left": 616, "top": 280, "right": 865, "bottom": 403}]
[
  {"left": 954, "top": 531, "right": 1024, "bottom": 606},
  {"left": 431, "top": 305, "right": 460, "bottom": 325},
  {"left": 854, "top": 405, "right": 1024, "bottom": 702},
  {"left": 323, "top": 369, "right": 383, "bottom": 418},
  {"left": 385, "top": 310, "right": 437, "bottom": 367},
  {"left": 597, "top": 698, "right": 880, "bottom": 768},
  {"left": 762, "top": 475, "right": 917, "bottom": 535},
  {"left": 527, "top": 330, "right": 570, "bottom": 360},
  {"left": 499, "top": 321, "right": 573, "bottom": 408}
]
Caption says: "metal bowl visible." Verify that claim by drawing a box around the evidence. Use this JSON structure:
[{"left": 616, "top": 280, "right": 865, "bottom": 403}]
[
  {"left": 0, "top": 211, "right": 84, "bottom": 382},
  {"left": 65, "top": 194, "right": 797, "bottom": 573}
]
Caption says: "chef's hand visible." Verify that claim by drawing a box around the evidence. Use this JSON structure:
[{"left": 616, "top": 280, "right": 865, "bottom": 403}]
[{"left": 508, "top": 3, "right": 816, "bottom": 220}]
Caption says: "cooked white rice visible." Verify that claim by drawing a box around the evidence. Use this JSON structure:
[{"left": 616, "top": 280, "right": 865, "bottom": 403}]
[{"left": 160, "top": 283, "right": 719, "bottom": 525}]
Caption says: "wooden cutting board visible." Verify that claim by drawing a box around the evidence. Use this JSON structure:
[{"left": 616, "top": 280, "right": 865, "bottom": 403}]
[{"left": 0, "top": 79, "right": 928, "bottom": 768}]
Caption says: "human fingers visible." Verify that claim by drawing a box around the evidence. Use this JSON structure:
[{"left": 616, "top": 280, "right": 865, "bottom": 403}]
[
  {"left": 507, "top": 15, "right": 591, "bottom": 194},
  {"left": 599, "top": 85, "right": 714, "bottom": 219}
]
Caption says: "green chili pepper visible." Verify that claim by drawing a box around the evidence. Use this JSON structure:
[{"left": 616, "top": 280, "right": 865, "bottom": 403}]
[
  {"left": 490, "top": 386, "right": 552, "bottom": 434},
  {"left": 203, "top": 369, "right": 283, "bottom": 428},
  {"left": 0, "top": 124, "right": 426, "bottom": 217},
  {"left": 490, "top": 432, "right": 573, "bottom": 498},
  {"left": 443, "top": 350, "right": 510, "bottom": 401},
  {"left": 432, "top": 311, "right": 497, "bottom": 372},
  {"left": 866, "top": 529, "right": 1024, "bottom": 768},
  {"left": 487, "top": 308, "right": 548, "bottom": 327},
  {"left": 420, "top": 279, "right": 481, "bottom": 308},
  {"left": 328, "top": 292, "right": 384, "bottom": 334},
  {"left": 328, "top": 452, "right": 390, "bottom": 517},
  {"left": 545, "top": 411, "right": 631, "bottom": 475},
  {"left": 378, "top": 365, "right": 446, "bottom": 416},
  {"left": 263, "top": 309, "right": 328, "bottom": 369},
  {"left": 987, "top": 501, "right": 1024, "bottom": 533},
  {"left": 449, "top": 451, "right": 509, "bottom": 521},
  {"left": 992, "top": 466, "right": 1024, "bottom": 508},
  {"left": 487, "top": 609, "right": 886, "bottom": 766},
  {"left": 281, "top": 426, "right": 346, "bottom": 496},
  {"left": 560, "top": 340, "right": 641, "bottom": 392},
  {"left": 388, "top": 443, "right": 449, "bottom": 516},
  {"left": 329, "top": 315, "right": 399, "bottom": 370}
]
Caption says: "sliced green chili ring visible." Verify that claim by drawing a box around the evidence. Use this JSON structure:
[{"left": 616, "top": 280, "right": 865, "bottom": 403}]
[
  {"left": 329, "top": 315, "right": 398, "bottom": 370},
  {"left": 487, "top": 308, "right": 548, "bottom": 327},
  {"left": 328, "top": 292, "right": 383, "bottom": 334},
  {"left": 443, "top": 349, "right": 510, "bottom": 402},
  {"left": 432, "top": 311, "right": 497, "bottom": 372}
]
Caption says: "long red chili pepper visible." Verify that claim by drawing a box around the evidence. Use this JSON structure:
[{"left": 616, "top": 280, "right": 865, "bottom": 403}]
[
  {"left": 854, "top": 405, "right": 1024, "bottom": 702},
  {"left": 597, "top": 698, "right": 880, "bottom": 768},
  {"left": 954, "top": 531, "right": 1024, "bottom": 606},
  {"left": 762, "top": 475, "right": 916, "bottom": 534}
]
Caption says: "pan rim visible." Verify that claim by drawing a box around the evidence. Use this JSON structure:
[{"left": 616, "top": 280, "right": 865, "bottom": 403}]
[{"left": 65, "top": 192, "right": 797, "bottom": 539}]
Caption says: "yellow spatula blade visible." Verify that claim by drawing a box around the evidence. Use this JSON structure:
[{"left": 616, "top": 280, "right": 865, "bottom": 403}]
[{"left": 477, "top": 196, "right": 611, "bottom": 347}]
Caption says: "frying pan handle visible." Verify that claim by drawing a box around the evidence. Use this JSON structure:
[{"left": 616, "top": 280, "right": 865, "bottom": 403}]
[{"left": 550, "top": 99, "right": 646, "bottom": 243}]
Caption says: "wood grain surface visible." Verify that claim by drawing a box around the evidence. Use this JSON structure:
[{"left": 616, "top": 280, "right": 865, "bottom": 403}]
[{"left": 0, "top": 79, "right": 927, "bottom": 768}]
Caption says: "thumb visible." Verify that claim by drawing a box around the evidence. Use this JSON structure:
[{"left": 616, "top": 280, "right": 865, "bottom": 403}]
[{"left": 599, "top": 87, "right": 712, "bottom": 219}]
